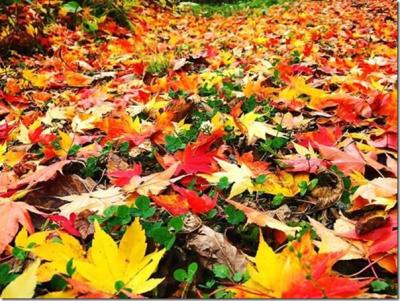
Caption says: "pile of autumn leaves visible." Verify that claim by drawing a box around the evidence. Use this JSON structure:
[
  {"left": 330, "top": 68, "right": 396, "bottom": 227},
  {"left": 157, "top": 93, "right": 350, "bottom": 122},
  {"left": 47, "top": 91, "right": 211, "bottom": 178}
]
[{"left": 0, "top": 0, "right": 398, "bottom": 298}]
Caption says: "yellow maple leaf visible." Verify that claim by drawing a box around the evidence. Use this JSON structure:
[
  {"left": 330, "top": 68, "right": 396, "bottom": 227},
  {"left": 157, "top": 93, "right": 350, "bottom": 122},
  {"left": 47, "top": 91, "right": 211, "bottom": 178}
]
[
  {"left": 55, "top": 131, "right": 73, "bottom": 158},
  {"left": 230, "top": 233, "right": 303, "bottom": 298},
  {"left": 16, "top": 228, "right": 84, "bottom": 282},
  {"left": 211, "top": 112, "right": 237, "bottom": 132},
  {"left": 278, "top": 77, "right": 327, "bottom": 108},
  {"left": 239, "top": 111, "right": 287, "bottom": 145},
  {"left": 256, "top": 172, "right": 309, "bottom": 197},
  {"left": 200, "top": 158, "right": 255, "bottom": 199},
  {"left": 22, "top": 70, "right": 52, "bottom": 88},
  {"left": 16, "top": 219, "right": 165, "bottom": 296},
  {"left": 1, "top": 260, "right": 40, "bottom": 298},
  {"left": 75, "top": 219, "right": 165, "bottom": 294}
]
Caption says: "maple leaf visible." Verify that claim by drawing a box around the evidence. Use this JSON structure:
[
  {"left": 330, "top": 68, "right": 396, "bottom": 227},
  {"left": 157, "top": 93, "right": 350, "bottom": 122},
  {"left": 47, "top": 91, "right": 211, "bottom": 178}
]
[
  {"left": 57, "top": 187, "right": 126, "bottom": 217},
  {"left": 230, "top": 233, "right": 369, "bottom": 298},
  {"left": 278, "top": 76, "right": 328, "bottom": 107},
  {"left": 174, "top": 130, "right": 224, "bottom": 174},
  {"left": 1, "top": 259, "right": 40, "bottom": 298},
  {"left": 317, "top": 143, "right": 366, "bottom": 175},
  {"left": 54, "top": 131, "right": 73, "bottom": 158},
  {"left": 337, "top": 213, "right": 397, "bottom": 257},
  {"left": 123, "top": 163, "right": 180, "bottom": 195},
  {"left": 200, "top": 158, "right": 255, "bottom": 199},
  {"left": 172, "top": 184, "right": 217, "bottom": 214},
  {"left": 17, "top": 218, "right": 165, "bottom": 295},
  {"left": 75, "top": 219, "right": 165, "bottom": 295},
  {"left": 334, "top": 213, "right": 398, "bottom": 273},
  {"left": 318, "top": 140, "right": 389, "bottom": 175},
  {"left": 0, "top": 200, "right": 44, "bottom": 254},
  {"left": 279, "top": 142, "right": 326, "bottom": 173},
  {"left": 308, "top": 217, "right": 364, "bottom": 260},
  {"left": 296, "top": 126, "right": 342, "bottom": 148},
  {"left": 151, "top": 193, "right": 190, "bottom": 216},
  {"left": 16, "top": 226, "right": 84, "bottom": 282},
  {"left": 236, "top": 151, "right": 269, "bottom": 176},
  {"left": 48, "top": 213, "right": 81, "bottom": 237},
  {"left": 9, "top": 160, "right": 71, "bottom": 190},
  {"left": 238, "top": 111, "right": 287, "bottom": 145},
  {"left": 226, "top": 199, "right": 299, "bottom": 237},
  {"left": 351, "top": 177, "right": 397, "bottom": 210},
  {"left": 108, "top": 163, "right": 143, "bottom": 186},
  {"left": 256, "top": 171, "right": 309, "bottom": 197},
  {"left": 64, "top": 71, "right": 93, "bottom": 87},
  {"left": 22, "top": 69, "right": 52, "bottom": 88}
]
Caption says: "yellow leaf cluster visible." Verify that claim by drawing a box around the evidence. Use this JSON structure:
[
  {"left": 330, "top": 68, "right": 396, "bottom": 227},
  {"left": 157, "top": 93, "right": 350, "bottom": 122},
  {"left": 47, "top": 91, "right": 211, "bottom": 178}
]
[{"left": 15, "top": 218, "right": 165, "bottom": 296}]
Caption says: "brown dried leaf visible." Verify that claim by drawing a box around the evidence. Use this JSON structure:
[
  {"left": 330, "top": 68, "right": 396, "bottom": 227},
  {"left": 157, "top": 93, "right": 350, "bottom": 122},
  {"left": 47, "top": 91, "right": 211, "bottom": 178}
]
[
  {"left": 186, "top": 224, "right": 248, "bottom": 274},
  {"left": 22, "top": 174, "right": 96, "bottom": 213},
  {"left": 74, "top": 209, "right": 95, "bottom": 239},
  {"left": 107, "top": 154, "right": 130, "bottom": 173},
  {"left": 310, "top": 170, "right": 344, "bottom": 210}
]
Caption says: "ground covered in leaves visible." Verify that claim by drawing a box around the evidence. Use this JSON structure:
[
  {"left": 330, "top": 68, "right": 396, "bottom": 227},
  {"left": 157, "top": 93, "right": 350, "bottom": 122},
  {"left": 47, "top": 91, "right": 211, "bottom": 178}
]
[{"left": 0, "top": 0, "right": 398, "bottom": 298}]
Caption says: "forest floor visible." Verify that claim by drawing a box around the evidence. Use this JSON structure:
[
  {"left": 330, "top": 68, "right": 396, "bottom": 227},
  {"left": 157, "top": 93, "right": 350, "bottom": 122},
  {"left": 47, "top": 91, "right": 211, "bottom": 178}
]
[{"left": 0, "top": 0, "right": 398, "bottom": 298}]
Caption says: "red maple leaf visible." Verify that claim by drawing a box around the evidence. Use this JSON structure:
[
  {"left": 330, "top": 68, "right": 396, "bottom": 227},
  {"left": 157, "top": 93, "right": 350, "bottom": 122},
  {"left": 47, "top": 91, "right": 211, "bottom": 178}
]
[
  {"left": 172, "top": 184, "right": 217, "bottom": 214},
  {"left": 296, "top": 126, "right": 342, "bottom": 148},
  {"left": 175, "top": 130, "right": 224, "bottom": 175},
  {"left": 49, "top": 213, "right": 80, "bottom": 237},
  {"left": 108, "top": 163, "right": 142, "bottom": 186}
]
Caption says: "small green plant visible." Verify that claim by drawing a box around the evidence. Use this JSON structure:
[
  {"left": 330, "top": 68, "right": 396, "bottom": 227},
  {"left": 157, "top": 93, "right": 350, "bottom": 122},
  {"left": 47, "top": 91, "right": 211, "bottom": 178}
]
[
  {"left": 241, "top": 95, "right": 257, "bottom": 113},
  {"left": 146, "top": 55, "right": 170, "bottom": 76},
  {"left": 298, "top": 178, "right": 318, "bottom": 196},
  {"left": 217, "top": 176, "right": 230, "bottom": 190},
  {"left": 183, "top": 0, "right": 292, "bottom": 17},
  {"left": 371, "top": 280, "right": 390, "bottom": 292},
  {"left": 254, "top": 174, "right": 267, "bottom": 184},
  {"left": 173, "top": 262, "right": 198, "bottom": 283},
  {"left": 224, "top": 205, "right": 245, "bottom": 225},
  {"left": 260, "top": 137, "right": 288, "bottom": 154},
  {"left": 165, "top": 135, "right": 186, "bottom": 153},
  {"left": 0, "top": 264, "right": 18, "bottom": 289},
  {"left": 61, "top": 0, "right": 136, "bottom": 31},
  {"left": 272, "top": 193, "right": 284, "bottom": 207}
]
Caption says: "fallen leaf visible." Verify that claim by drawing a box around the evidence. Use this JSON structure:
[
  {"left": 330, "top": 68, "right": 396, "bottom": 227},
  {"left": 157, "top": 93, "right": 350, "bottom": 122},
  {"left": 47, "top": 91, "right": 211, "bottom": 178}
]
[
  {"left": 124, "top": 163, "right": 179, "bottom": 195},
  {"left": 57, "top": 187, "right": 125, "bottom": 217},
  {"left": 226, "top": 199, "right": 299, "bottom": 237},
  {"left": 9, "top": 160, "right": 72, "bottom": 190},
  {"left": 0, "top": 200, "right": 45, "bottom": 254},
  {"left": 230, "top": 232, "right": 369, "bottom": 298},
  {"left": 308, "top": 217, "right": 364, "bottom": 260},
  {"left": 186, "top": 224, "right": 248, "bottom": 273},
  {"left": 1, "top": 259, "right": 41, "bottom": 298},
  {"left": 200, "top": 159, "right": 255, "bottom": 199}
]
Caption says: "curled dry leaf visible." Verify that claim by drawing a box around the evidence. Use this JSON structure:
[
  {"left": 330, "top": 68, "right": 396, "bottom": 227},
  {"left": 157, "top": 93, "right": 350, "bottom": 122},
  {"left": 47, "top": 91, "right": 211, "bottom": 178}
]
[
  {"left": 355, "top": 210, "right": 388, "bottom": 235},
  {"left": 186, "top": 224, "right": 248, "bottom": 274},
  {"left": 309, "top": 170, "right": 344, "bottom": 210}
]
